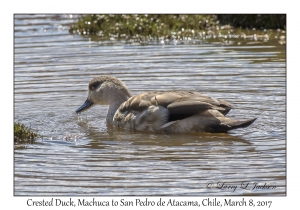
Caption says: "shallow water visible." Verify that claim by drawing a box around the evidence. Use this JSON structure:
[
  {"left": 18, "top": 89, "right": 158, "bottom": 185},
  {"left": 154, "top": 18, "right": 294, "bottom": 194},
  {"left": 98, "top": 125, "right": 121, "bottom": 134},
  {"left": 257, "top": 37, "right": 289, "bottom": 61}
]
[{"left": 14, "top": 14, "right": 286, "bottom": 196}]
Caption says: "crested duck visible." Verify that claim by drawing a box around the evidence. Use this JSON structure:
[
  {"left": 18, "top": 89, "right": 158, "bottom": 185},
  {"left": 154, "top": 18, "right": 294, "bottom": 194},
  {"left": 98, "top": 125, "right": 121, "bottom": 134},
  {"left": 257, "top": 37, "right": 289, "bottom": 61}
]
[{"left": 76, "top": 76, "right": 256, "bottom": 133}]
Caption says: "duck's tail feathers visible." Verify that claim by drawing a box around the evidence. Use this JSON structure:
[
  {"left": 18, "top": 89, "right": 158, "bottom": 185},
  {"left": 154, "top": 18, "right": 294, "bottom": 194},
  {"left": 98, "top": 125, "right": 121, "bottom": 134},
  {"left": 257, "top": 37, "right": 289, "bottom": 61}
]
[{"left": 227, "top": 118, "right": 257, "bottom": 131}]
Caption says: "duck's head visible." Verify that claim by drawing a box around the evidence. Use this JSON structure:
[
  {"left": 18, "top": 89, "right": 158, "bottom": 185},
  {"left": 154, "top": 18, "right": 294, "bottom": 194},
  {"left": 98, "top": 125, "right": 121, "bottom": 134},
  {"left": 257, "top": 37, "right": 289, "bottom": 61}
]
[{"left": 76, "top": 76, "right": 132, "bottom": 113}]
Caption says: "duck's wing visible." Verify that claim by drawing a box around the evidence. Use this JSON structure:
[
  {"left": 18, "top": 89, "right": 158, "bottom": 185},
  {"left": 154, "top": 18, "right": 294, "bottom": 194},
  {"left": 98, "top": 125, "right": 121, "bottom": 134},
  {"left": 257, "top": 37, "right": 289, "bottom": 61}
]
[
  {"left": 215, "top": 98, "right": 234, "bottom": 115},
  {"left": 120, "top": 90, "right": 233, "bottom": 115},
  {"left": 167, "top": 100, "right": 213, "bottom": 114},
  {"left": 119, "top": 92, "right": 159, "bottom": 112},
  {"left": 149, "top": 91, "right": 233, "bottom": 116},
  {"left": 115, "top": 91, "right": 249, "bottom": 133}
]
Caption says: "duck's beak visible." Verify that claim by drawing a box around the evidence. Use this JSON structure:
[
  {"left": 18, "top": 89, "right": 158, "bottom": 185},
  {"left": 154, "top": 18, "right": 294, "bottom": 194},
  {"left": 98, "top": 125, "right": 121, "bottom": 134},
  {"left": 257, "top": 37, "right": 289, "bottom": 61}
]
[{"left": 76, "top": 98, "right": 94, "bottom": 113}]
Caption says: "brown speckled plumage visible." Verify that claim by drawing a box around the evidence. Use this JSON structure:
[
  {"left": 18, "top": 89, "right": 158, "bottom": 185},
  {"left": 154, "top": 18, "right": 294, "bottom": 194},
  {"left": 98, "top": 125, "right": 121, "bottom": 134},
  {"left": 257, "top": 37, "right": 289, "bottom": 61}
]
[{"left": 76, "top": 76, "right": 256, "bottom": 133}]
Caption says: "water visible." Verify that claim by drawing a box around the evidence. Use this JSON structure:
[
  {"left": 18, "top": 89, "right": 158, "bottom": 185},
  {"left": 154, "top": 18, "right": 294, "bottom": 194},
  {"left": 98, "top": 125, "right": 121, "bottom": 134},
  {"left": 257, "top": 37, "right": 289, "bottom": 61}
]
[{"left": 14, "top": 14, "right": 286, "bottom": 196}]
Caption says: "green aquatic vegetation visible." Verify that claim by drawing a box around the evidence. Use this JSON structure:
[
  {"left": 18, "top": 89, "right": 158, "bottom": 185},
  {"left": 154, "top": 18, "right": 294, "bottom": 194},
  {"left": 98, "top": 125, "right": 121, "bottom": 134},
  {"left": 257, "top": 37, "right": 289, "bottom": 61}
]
[
  {"left": 69, "top": 14, "right": 218, "bottom": 39},
  {"left": 69, "top": 14, "right": 285, "bottom": 41},
  {"left": 14, "top": 122, "right": 40, "bottom": 144}
]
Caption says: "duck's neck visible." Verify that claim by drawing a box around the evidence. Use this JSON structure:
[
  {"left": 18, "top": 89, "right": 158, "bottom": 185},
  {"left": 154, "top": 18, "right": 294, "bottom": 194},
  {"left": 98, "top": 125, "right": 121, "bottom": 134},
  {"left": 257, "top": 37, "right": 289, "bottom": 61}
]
[{"left": 106, "top": 94, "right": 128, "bottom": 124}]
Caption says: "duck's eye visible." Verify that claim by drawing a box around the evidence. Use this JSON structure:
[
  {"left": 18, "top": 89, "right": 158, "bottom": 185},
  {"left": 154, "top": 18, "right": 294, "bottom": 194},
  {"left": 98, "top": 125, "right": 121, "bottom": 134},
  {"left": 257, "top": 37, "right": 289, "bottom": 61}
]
[{"left": 89, "top": 81, "right": 102, "bottom": 91}]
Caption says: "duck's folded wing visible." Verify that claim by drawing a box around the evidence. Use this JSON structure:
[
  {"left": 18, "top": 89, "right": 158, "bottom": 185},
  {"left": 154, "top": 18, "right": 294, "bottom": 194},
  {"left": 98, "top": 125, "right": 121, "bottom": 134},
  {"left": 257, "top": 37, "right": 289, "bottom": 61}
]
[
  {"left": 167, "top": 101, "right": 213, "bottom": 114},
  {"left": 150, "top": 91, "right": 223, "bottom": 115},
  {"left": 120, "top": 91, "right": 233, "bottom": 116},
  {"left": 215, "top": 99, "right": 234, "bottom": 115},
  {"left": 120, "top": 92, "right": 154, "bottom": 112}
]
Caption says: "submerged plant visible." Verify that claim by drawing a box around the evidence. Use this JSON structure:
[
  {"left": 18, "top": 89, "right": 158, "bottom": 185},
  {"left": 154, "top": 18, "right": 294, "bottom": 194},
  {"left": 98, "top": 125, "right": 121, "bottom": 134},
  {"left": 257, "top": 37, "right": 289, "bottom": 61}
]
[{"left": 14, "top": 122, "right": 40, "bottom": 144}]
